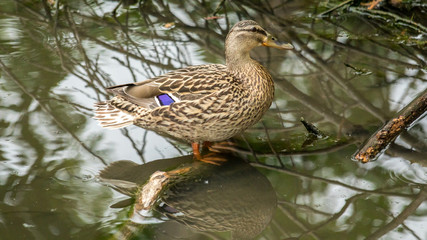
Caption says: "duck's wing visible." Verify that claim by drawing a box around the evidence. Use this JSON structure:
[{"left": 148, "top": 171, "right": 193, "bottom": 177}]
[
  {"left": 107, "top": 64, "right": 233, "bottom": 109},
  {"left": 93, "top": 64, "right": 234, "bottom": 129}
]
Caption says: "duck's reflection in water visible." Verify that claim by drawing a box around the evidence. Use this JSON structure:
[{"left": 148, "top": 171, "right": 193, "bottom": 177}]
[{"left": 98, "top": 153, "right": 277, "bottom": 239}]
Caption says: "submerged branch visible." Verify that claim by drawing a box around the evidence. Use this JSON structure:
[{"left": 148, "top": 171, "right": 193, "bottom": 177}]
[
  {"left": 299, "top": 193, "right": 369, "bottom": 239},
  {"left": 366, "top": 188, "right": 427, "bottom": 240},
  {"left": 354, "top": 90, "right": 427, "bottom": 163},
  {"left": 251, "top": 162, "right": 417, "bottom": 198}
]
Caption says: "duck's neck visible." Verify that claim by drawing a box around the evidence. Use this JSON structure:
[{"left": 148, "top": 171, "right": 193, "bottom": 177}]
[
  {"left": 225, "top": 45, "right": 274, "bottom": 102},
  {"left": 225, "top": 46, "right": 270, "bottom": 82},
  {"left": 224, "top": 38, "right": 275, "bottom": 110},
  {"left": 225, "top": 39, "right": 257, "bottom": 71}
]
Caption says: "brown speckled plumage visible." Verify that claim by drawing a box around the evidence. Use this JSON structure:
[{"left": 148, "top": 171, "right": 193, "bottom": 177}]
[{"left": 94, "top": 20, "right": 293, "bottom": 147}]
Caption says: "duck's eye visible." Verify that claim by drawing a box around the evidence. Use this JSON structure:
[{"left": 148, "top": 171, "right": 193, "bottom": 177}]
[
  {"left": 271, "top": 37, "right": 276, "bottom": 41},
  {"left": 251, "top": 27, "right": 257, "bottom": 32}
]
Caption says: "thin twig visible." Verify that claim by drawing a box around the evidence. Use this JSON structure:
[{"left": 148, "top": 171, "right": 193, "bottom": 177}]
[
  {"left": 262, "top": 121, "right": 284, "bottom": 167},
  {"left": 317, "top": 0, "right": 353, "bottom": 16},
  {"left": 366, "top": 188, "right": 427, "bottom": 240},
  {"left": 0, "top": 59, "right": 107, "bottom": 165},
  {"left": 251, "top": 162, "right": 417, "bottom": 198}
]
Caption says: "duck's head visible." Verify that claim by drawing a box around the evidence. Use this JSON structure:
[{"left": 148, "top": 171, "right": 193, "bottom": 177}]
[{"left": 225, "top": 20, "right": 293, "bottom": 64}]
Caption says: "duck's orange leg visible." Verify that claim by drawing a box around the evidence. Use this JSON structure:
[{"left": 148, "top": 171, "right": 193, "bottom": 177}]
[
  {"left": 207, "top": 141, "right": 238, "bottom": 152},
  {"left": 192, "top": 142, "right": 226, "bottom": 165},
  {"left": 192, "top": 142, "right": 202, "bottom": 160}
]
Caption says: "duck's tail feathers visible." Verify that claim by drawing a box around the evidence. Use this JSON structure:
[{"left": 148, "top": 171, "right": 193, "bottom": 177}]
[{"left": 93, "top": 102, "right": 135, "bottom": 129}]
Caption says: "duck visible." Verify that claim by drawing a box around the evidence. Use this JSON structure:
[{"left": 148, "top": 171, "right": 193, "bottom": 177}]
[{"left": 94, "top": 20, "right": 293, "bottom": 159}]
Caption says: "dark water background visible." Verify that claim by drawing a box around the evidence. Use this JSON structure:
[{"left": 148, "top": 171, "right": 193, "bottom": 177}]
[{"left": 0, "top": 0, "right": 426, "bottom": 239}]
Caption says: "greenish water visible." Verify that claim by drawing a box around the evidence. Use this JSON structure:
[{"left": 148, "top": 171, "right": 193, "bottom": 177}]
[{"left": 0, "top": 0, "right": 426, "bottom": 239}]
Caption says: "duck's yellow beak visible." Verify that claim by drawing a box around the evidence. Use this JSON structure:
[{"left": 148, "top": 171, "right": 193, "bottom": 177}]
[{"left": 262, "top": 34, "right": 293, "bottom": 50}]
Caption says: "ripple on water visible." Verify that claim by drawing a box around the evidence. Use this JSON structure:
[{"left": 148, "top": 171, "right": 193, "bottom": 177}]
[
  {"left": 53, "top": 167, "right": 96, "bottom": 186},
  {"left": 388, "top": 162, "right": 427, "bottom": 186}
]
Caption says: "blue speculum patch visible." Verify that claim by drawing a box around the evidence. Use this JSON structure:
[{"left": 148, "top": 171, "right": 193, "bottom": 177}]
[{"left": 157, "top": 94, "right": 174, "bottom": 106}]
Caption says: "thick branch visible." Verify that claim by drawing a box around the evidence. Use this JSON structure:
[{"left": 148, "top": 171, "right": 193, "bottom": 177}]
[{"left": 354, "top": 90, "right": 427, "bottom": 163}]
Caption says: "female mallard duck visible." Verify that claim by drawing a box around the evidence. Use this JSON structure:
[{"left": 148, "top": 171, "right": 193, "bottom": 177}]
[{"left": 94, "top": 20, "right": 293, "bottom": 159}]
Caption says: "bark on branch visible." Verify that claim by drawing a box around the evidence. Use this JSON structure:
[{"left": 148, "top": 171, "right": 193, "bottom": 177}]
[{"left": 354, "top": 90, "right": 427, "bottom": 163}]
